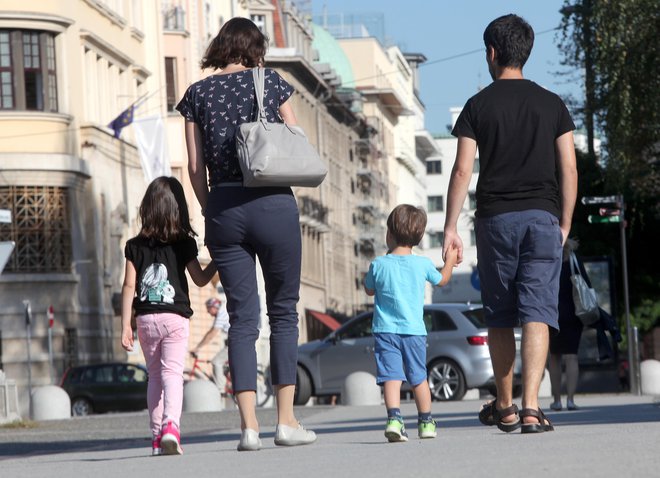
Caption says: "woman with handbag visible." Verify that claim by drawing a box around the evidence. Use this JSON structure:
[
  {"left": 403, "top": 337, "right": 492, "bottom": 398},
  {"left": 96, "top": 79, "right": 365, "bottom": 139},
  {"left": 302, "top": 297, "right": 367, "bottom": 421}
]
[
  {"left": 548, "top": 238, "right": 588, "bottom": 411},
  {"left": 176, "top": 17, "right": 316, "bottom": 451}
]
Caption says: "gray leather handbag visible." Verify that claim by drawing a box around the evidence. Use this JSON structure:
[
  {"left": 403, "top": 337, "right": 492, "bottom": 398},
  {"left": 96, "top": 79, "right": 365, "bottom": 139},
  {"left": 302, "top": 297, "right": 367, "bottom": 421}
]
[{"left": 236, "top": 68, "right": 327, "bottom": 187}]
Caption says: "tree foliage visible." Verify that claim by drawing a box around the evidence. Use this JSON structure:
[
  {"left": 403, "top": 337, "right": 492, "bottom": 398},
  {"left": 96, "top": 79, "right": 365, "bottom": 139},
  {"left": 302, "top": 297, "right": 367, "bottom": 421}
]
[{"left": 558, "top": 0, "right": 660, "bottom": 311}]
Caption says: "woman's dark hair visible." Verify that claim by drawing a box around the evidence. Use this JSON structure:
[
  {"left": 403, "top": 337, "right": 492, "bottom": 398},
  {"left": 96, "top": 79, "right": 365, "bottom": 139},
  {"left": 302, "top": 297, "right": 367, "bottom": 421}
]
[
  {"left": 483, "top": 14, "right": 534, "bottom": 69},
  {"left": 138, "top": 176, "right": 196, "bottom": 242},
  {"left": 387, "top": 204, "right": 427, "bottom": 247},
  {"left": 200, "top": 17, "right": 268, "bottom": 70}
]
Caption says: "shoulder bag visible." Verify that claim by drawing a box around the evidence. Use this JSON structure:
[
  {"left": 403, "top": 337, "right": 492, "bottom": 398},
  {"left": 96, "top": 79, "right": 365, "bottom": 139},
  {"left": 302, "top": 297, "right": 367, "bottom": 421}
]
[
  {"left": 569, "top": 252, "right": 600, "bottom": 325},
  {"left": 236, "top": 68, "right": 328, "bottom": 188}
]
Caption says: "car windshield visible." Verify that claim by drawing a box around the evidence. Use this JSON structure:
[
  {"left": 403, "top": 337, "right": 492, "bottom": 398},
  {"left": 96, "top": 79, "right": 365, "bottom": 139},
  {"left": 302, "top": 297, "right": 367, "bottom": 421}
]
[{"left": 462, "top": 308, "right": 487, "bottom": 329}]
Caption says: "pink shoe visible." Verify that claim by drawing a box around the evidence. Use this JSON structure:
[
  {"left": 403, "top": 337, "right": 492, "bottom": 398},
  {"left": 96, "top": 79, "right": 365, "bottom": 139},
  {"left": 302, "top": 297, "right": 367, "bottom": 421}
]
[
  {"left": 152, "top": 436, "right": 162, "bottom": 456},
  {"left": 160, "top": 421, "right": 183, "bottom": 455}
]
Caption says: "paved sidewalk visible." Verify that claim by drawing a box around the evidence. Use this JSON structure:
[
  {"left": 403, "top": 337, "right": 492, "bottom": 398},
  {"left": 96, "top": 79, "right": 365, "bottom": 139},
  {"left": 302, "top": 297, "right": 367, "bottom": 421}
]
[{"left": 1, "top": 393, "right": 659, "bottom": 478}]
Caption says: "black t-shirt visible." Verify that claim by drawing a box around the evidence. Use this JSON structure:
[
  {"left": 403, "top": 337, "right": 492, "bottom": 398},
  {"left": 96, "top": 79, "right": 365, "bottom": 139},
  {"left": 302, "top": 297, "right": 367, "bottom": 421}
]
[
  {"left": 124, "top": 235, "right": 198, "bottom": 318},
  {"left": 175, "top": 68, "right": 294, "bottom": 186},
  {"left": 452, "top": 79, "right": 575, "bottom": 218}
]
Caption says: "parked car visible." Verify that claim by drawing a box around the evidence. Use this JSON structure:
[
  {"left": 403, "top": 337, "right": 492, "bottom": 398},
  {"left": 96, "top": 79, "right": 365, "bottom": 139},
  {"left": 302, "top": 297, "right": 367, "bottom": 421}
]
[
  {"left": 60, "top": 362, "right": 148, "bottom": 416},
  {"left": 295, "top": 304, "right": 522, "bottom": 404}
]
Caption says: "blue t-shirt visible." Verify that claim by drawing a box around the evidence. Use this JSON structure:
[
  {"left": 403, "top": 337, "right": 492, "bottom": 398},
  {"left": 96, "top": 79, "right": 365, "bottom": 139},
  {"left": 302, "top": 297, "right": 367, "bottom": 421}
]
[{"left": 364, "top": 254, "right": 442, "bottom": 335}]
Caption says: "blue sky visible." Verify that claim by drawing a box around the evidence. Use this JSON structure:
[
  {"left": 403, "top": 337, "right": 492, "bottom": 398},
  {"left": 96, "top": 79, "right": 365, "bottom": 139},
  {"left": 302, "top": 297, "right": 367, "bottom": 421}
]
[{"left": 311, "top": 0, "right": 583, "bottom": 135}]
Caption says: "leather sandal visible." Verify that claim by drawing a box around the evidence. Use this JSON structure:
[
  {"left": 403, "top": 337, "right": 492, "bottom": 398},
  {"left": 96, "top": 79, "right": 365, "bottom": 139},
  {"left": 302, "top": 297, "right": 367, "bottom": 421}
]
[
  {"left": 520, "top": 408, "right": 554, "bottom": 434},
  {"left": 478, "top": 400, "right": 521, "bottom": 433}
]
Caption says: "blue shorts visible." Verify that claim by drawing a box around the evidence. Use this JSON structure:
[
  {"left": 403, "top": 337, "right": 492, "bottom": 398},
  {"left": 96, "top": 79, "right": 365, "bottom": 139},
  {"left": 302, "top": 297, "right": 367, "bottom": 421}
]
[
  {"left": 374, "top": 333, "right": 427, "bottom": 386},
  {"left": 475, "top": 209, "right": 562, "bottom": 331}
]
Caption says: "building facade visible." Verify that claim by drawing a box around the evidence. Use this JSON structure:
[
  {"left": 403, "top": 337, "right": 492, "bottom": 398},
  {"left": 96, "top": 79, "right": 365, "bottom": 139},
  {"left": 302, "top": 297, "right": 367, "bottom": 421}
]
[
  {"left": 0, "top": 1, "right": 437, "bottom": 414},
  {"left": 0, "top": 0, "right": 176, "bottom": 416}
]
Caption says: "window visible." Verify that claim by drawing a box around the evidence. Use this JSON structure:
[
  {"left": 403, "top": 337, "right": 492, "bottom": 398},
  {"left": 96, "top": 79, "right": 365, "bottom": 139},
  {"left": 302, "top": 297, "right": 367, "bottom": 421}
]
[
  {"left": 426, "top": 160, "right": 442, "bottom": 175},
  {"left": 250, "top": 15, "right": 267, "bottom": 35},
  {"left": 163, "top": 6, "right": 186, "bottom": 31},
  {"left": 428, "top": 195, "right": 444, "bottom": 212},
  {"left": 468, "top": 192, "right": 477, "bottom": 210},
  {"left": 338, "top": 313, "right": 373, "bottom": 340},
  {"left": 84, "top": 366, "right": 114, "bottom": 383},
  {"left": 428, "top": 231, "right": 444, "bottom": 248},
  {"left": 164, "top": 57, "right": 177, "bottom": 112},
  {"left": 0, "top": 32, "right": 13, "bottom": 108},
  {"left": 0, "top": 186, "right": 72, "bottom": 272},
  {"left": 423, "top": 310, "right": 458, "bottom": 332},
  {"left": 0, "top": 30, "right": 58, "bottom": 112}
]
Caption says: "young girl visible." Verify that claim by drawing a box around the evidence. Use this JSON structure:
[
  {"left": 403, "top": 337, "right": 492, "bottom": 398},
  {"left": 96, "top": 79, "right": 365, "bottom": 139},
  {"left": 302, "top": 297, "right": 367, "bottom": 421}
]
[{"left": 121, "top": 176, "right": 216, "bottom": 456}]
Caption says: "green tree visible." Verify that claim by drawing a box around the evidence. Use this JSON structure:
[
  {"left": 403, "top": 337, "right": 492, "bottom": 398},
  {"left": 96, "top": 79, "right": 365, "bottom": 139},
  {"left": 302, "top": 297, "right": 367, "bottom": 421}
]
[{"left": 558, "top": 0, "right": 660, "bottom": 311}]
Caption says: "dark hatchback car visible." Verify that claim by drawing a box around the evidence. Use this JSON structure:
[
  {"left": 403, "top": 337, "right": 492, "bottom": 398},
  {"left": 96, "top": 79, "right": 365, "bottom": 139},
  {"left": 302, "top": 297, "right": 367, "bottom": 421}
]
[
  {"left": 60, "top": 362, "right": 148, "bottom": 416},
  {"left": 295, "top": 304, "right": 522, "bottom": 404}
]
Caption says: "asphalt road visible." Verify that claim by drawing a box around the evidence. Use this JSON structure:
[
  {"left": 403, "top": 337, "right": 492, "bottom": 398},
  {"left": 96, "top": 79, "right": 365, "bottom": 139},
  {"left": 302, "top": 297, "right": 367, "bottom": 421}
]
[{"left": 1, "top": 394, "right": 659, "bottom": 478}]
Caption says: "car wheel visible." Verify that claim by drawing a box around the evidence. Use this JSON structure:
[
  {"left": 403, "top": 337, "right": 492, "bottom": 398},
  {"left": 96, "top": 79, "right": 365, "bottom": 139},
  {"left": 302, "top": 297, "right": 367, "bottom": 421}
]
[
  {"left": 294, "top": 365, "right": 312, "bottom": 405},
  {"left": 71, "top": 397, "right": 93, "bottom": 416},
  {"left": 428, "top": 358, "right": 466, "bottom": 401}
]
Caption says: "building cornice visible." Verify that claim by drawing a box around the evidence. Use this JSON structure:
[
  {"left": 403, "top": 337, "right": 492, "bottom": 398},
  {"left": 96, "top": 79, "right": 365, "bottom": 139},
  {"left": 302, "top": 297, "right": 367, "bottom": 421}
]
[
  {"left": 80, "top": 29, "right": 134, "bottom": 69},
  {"left": 0, "top": 11, "right": 74, "bottom": 32}
]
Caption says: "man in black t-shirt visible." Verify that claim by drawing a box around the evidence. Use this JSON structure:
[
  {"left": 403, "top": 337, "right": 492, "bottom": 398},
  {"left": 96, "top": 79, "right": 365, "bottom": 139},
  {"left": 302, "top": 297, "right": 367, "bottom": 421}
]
[{"left": 443, "top": 14, "right": 577, "bottom": 434}]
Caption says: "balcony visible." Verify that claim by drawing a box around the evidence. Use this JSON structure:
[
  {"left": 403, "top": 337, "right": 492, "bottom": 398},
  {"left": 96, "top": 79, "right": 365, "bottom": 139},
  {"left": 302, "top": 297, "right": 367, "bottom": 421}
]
[{"left": 298, "top": 196, "right": 330, "bottom": 233}]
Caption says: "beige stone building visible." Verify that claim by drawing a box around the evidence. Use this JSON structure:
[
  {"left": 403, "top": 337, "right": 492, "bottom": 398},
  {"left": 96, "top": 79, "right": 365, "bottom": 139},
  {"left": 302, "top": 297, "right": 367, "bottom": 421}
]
[
  {"left": 0, "top": 0, "right": 217, "bottom": 416},
  {"left": 0, "top": 0, "right": 431, "bottom": 414}
]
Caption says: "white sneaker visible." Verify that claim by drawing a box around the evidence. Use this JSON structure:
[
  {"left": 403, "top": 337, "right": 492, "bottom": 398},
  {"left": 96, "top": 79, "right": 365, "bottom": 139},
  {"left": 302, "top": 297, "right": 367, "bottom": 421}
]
[
  {"left": 237, "top": 428, "right": 262, "bottom": 451},
  {"left": 274, "top": 423, "right": 317, "bottom": 446}
]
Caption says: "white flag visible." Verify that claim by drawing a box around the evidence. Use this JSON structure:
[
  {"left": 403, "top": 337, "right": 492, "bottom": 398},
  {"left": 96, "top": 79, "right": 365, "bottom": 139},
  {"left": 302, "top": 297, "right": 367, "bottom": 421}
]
[{"left": 132, "top": 115, "right": 171, "bottom": 182}]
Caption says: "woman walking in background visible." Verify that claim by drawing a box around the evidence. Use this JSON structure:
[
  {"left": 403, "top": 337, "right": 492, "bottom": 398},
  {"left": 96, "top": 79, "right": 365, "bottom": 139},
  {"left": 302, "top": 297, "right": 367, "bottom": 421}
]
[
  {"left": 548, "top": 238, "right": 587, "bottom": 411},
  {"left": 177, "top": 17, "right": 316, "bottom": 451}
]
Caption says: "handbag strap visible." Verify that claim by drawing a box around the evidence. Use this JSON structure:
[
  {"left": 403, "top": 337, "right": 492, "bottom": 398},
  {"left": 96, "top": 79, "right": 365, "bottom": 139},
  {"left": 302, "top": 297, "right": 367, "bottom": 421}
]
[
  {"left": 251, "top": 67, "right": 268, "bottom": 124},
  {"left": 569, "top": 251, "right": 581, "bottom": 277}
]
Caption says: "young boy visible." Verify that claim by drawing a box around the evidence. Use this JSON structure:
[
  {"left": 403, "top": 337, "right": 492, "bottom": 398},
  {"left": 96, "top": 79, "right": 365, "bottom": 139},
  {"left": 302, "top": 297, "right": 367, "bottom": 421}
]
[{"left": 364, "top": 204, "right": 458, "bottom": 442}]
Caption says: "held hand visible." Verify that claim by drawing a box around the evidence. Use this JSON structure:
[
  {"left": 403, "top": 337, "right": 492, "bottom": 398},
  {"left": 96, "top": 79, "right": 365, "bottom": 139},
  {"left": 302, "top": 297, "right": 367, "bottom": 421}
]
[
  {"left": 560, "top": 227, "right": 570, "bottom": 246},
  {"left": 445, "top": 245, "right": 459, "bottom": 267},
  {"left": 442, "top": 230, "right": 464, "bottom": 265},
  {"left": 121, "top": 327, "right": 134, "bottom": 352},
  {"left": 190, "top": 350, "right": 199, "bottom": 358}
]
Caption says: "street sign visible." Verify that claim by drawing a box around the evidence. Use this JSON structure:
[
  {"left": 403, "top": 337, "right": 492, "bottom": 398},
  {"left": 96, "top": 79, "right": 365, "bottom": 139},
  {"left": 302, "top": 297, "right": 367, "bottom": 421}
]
[
  {"left": 47, "top": 305, "right": 55, "bottom": 328},
  {"left": 0, "top": 241, "right": 14, "bottom": 273},
  {"left": 588, "top": 215, "right": 621, "bottom": 224},
  {"left": 581, "top": 195, "right": 619, "bottom": 205},
  {"left": 599, "top": 208, "right": 621, "bottom": 217},
  {"left": 0, "top": 209, "right": 10, "bottom": 223}
]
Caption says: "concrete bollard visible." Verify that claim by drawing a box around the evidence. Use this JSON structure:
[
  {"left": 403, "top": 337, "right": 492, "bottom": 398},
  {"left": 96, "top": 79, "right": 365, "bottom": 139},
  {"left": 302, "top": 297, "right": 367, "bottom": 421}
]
[
  {"left": 183, "top": 380, "right": 224, "bottom": 412},
  {"left": 30, "top": 386, "right": 71, "bottom": 421},
  {"left": 538, "top": 368, "right": 552, "bottom": 398},
  {"left": 640, "top": 359, "right": 660, "bottom": 396},
  {"left": 342, "top": 371, "right": 381, "bottom": 406}
]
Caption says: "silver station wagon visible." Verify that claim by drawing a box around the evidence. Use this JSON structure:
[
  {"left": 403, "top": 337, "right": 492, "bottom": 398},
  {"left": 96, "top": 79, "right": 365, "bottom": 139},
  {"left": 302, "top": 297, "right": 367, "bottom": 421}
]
[{"left": 295, "top": 303, "right": 522, "bottom": 404}]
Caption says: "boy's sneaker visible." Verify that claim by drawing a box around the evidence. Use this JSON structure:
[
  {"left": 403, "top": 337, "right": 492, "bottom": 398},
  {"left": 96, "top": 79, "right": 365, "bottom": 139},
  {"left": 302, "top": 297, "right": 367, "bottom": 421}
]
[
  {"left": 152, "top": 436, "right": 162, "bottom": 456},
  {"left": 418, "top": 419, "right": 437, "bottom": 439},
  {"left": 384, "top": 418, "right": 408, "bottom": 443},
  {"left": 160, "top": 421, "right": 183, "bottom": 455}
]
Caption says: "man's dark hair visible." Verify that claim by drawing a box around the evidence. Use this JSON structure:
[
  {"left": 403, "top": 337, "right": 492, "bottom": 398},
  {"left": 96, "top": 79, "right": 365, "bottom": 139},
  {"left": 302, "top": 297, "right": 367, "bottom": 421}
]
[
  {"left": 200, "top": 17, "right": 268, "bottom": 70},
  {"left": 387, "top": 204, "right": 427, "bottom": 247},
  {"left": 483, "top": 14, "right": 534, "bottom": 69}
]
